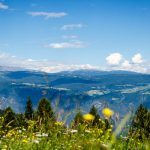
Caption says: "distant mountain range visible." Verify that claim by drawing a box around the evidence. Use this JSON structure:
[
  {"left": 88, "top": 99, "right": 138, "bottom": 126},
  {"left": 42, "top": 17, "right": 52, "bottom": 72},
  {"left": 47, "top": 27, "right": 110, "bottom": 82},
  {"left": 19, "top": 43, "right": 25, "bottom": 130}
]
[{"left": 0, "top": 66, "right": 150, "bottom": 122}]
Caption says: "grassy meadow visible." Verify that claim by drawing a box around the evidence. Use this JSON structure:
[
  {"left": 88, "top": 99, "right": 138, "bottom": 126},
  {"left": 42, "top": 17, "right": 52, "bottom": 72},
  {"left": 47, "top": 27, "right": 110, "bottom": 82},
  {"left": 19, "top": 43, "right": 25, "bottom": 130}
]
[{"left": 0, "top": 98, "right": 150, "bottom": 150}]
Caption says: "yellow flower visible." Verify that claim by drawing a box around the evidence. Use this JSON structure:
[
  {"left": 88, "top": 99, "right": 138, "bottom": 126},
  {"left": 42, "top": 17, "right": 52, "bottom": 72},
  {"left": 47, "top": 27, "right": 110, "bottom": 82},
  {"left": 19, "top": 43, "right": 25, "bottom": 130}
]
[
  {"left": 55, "top": 121, "right": 64, "bottom": 126},
  {"left": 102, "top": 108, "right": 114, "bottom": 118},
  {"left": 83, "top": 114, "right": 95, "bottom": 121},
  {"left": 22, "top": 139, "right": 28, "bottom": 143},
  {"left": 107, "top": 128, "right": 112, "bottom": 132}
]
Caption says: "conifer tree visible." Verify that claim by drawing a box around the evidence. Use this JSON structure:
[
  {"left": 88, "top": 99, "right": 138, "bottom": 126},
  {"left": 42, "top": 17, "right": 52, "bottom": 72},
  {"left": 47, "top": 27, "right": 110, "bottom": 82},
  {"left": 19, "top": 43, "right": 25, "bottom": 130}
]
[
  {"left": 130, "top": 104, "right": 150, "bottom": 139},
  {"left": 37, "top": 98, "right": 55, "bottom": 124},
  {"left": 3, "top": 107, "right": 16, "bottom": 128},
  {"left": 89, "top": 105, "right": 100, "bottom": 126},
  {"left": 73, "top": 111, "right": 83, "bottom": 127},
  {"left": 25, "top": 97, "right": 34, "bottom": 120},
  {"left": 16, "top": 113, "right": 26, "bottom": 127}
]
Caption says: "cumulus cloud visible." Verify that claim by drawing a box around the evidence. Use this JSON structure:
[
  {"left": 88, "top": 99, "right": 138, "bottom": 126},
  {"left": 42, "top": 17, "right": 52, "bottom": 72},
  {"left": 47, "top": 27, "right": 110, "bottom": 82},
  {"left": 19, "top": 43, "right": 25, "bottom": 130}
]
[
  {"left": 132, "top": 53, "right": 143, "bottom": 64},
  {"left": 106, "top": 52, "right": 149, "bottom": 74},
  {"left": 28, "top": 12, "right": 67, "bottom": 19},
  {"left": 61, "top": 24, "right": 83, "bottom": 30},
  {"left": 106, "top": 53, "right": 123, "bottom": 65},
  {"left": 121, "top": 60, "right": 131, "bottom": 68},
  {"left": 45, "top": 41, "right": 84, "bottom": 49},
  {"left": 0, "top": 2, "right": 8, "bottom": 9}
]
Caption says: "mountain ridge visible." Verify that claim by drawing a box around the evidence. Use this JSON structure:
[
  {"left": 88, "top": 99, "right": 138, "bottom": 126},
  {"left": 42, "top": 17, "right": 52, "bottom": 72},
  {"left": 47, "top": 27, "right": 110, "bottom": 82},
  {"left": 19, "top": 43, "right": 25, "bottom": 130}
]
[{"left": 0, "top": 68, "right": 150, "bottom": 121}]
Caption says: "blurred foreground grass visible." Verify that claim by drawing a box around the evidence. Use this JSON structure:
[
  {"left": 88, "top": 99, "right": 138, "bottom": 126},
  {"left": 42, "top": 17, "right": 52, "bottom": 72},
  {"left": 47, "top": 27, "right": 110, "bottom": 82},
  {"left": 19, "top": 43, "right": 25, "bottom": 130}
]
[
  {"left": 0, "top": 98, "right": 150, "bottom": 150},
  {"left": 0, "top": 111, "right": 150, "bottom": 150},
  {"left": 0, "top": 123, "right": 149, "bottom": 150}
]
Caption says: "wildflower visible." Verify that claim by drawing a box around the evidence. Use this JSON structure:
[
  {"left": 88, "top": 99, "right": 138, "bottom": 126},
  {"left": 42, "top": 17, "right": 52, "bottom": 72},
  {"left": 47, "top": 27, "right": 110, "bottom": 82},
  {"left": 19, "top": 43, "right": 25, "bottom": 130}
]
[
  {"left": 22, "top": 139, "right": 28, "bottom": 143},
  {"left": 18, "top": 130, "right": 22, "bottom": 133},
  {"left": 22, "top": 128, "right": 26, "bottom": 131},
  {"left": 102, "top": 108, "right": 114, "bottom": 118},
  {"left": 83, "top": 114, "right": 95, "bottom": 121},
  {"left": 35, "top": 133, "right": 48, "bottom": 137},
  {"left": 98, "top": 129, "right": 103, "bottom": 134},
  {"left": 70, "top": 130, "right": 78, "bottom": 133},
  {"left": 85, "top": 130, "right": 91, "bottom": 133},
  {"left": 35, "top": 132, "right": 42, "bottom": 137},
  {"left": 107, "top": 129, "right": 112, "bottom": 132},
  {"left": 101, "top": 143, "right": 109, "bottom": 149},
  {"left": 6, "top": 132, "right": 12, "bottom": 138},
  {"left": 42, "top": 133, "right": 48, "bottom": 137},
  {"left": 55, "top": 121, "right": 64, "bottom": 126},
  {"left": 33, "top": 140, "right": 39, "bottom": 144}
]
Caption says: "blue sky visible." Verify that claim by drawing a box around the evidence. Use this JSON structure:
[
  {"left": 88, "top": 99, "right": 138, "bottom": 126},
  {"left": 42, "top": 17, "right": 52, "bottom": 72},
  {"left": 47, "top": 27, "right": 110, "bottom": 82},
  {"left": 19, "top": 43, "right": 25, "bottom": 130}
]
[{"left": 0, "top": 0, "right": 150, "bottom": 73}]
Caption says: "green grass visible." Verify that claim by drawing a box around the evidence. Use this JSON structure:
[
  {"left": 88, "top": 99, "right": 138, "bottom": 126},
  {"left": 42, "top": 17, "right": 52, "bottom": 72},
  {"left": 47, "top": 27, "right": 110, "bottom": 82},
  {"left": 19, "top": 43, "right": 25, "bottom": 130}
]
[
  {"left": 0, "top": 104, "right": 149, "bottom": 150},
  {"left": 0, "top": 122, "right": 149, "bottom": 150}
]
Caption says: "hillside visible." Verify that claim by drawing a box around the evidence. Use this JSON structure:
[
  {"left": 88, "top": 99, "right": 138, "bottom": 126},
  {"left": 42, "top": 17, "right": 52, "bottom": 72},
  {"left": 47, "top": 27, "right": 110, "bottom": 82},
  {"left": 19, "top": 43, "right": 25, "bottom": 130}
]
[{"left": 0, "top": 69, "right": 150, "bottom": 120}]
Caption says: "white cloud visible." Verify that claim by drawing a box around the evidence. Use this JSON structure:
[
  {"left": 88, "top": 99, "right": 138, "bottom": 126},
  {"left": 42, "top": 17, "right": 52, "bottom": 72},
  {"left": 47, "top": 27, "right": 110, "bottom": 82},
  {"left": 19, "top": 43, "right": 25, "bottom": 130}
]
[
  {"left": 0, "top": 2, "right": 8, "bottom": 9},
  {"left": 40, "top": 64, "right": 99, "bottom": 73},
  {"left": 45, "top": 41, "right": 84, "bottom": 49},
  {"left": 122, "top": 60, "right": 131, "bottom": 68},
  {"left": 28, "top": 12, "right": 67, "bottom": 19},
  {"left": 106, "top": 53, "right": 123, "bottom": 65},
  {"left": 106, "top": 52, "right": 149, "bottom": 74},
  {"left": 61, "top": 24, "right": 83, "bottom": 30},
  {"left": 0, "top": 52, "right": 99, "bottom": 73},
  {"left": 0, "top": 52, "right": 149, "bottom": 74},
  {"left": 132, "top": 53, "right": 143, "bottom": 64}
]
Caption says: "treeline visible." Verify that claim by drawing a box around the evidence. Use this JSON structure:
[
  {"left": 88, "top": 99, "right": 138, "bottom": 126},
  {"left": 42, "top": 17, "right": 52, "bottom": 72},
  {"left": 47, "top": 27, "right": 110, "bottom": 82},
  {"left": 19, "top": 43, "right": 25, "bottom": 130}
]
[
  {"left": 0, "top": 97, "right": 150, "bottom": 140},
  {"left": 129, "top": 104, "right": 150, "bottom": 140},
  {"left": 0, "top": 97, "right": 55, "bottom": 132}
]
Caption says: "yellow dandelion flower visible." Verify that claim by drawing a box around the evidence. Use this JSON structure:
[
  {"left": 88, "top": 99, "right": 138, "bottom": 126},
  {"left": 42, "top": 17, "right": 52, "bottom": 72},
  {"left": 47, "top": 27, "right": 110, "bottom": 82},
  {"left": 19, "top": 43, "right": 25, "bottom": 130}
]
[
  {"left": 83, "top": 114, "right": 95, "bottom": 121},
  {"left": 22, "top": 139, "right": 28, "bottom": 143},
  {"left": 102, "top": 108, "right": 114, "bottom": 118}
]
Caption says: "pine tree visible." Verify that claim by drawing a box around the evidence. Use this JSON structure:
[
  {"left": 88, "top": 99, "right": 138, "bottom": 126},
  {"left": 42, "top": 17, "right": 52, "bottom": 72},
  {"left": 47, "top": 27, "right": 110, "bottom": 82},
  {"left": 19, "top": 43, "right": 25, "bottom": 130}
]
[
  {"left": 16, "top": 113, "right": 26, "bottom": 127},
  {"left": 3, "top": 107, "right": 16, "bottom": 128},
  {"left": 37, "top": 98, "right": 55, "bottom": 124},
  {"left": 73, "top": 111, "right": 83, "bottom": 127},
  {"left": 25, "top": 97, "right": 34, "bottom": 120},
  {"left": 89, "top": 105, "right": 100, "bottom": 126},
  {"left": 130, "top": 104, "right": 150, "bottom": 139}
]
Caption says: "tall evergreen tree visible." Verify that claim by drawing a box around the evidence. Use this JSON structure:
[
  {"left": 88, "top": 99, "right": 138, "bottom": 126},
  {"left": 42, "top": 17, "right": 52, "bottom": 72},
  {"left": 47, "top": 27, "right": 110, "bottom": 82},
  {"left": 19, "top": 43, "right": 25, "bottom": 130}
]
[
  {"left": 73, "top": 110, "right": 83, "bottom": 127},
  {"left": 25, "top": 97, "right": 34, "bottom": 120},
  {"left": 89, "top": 105, "right": 100, "bottom": 126},
  {"left": 130, "top": 104, "right": 150, "bottom": 139},
  {"left": 37, "top": 98, "right": 55, "bottom": 124},
  {"left": 16, "top": 113, "right": 26, "bottom": 127},
  {"left": 3, "top": 107, "right": 16, "bottom": 128}
]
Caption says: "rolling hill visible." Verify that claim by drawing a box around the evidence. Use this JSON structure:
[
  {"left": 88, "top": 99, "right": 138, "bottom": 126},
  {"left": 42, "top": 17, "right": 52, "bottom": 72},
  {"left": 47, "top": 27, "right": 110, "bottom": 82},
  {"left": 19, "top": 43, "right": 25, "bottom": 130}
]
[{"left": 0, "top": 68, "right": 150, "bottom": 121}]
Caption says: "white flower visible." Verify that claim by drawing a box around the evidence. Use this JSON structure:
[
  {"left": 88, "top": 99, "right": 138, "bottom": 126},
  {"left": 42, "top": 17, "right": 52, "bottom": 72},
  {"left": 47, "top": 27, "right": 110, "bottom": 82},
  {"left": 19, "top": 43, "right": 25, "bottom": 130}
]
[
  {"left": 36, "top": 133, "right": 42, "bottom": 137},
  {"left": 18, "top": 130, "right": 22, "bottom": 133},
  {"left": 22, "top": 128, "right": 26, "bottom": 131},
  {"left": 85, "top": 130, "right": 91, "bottom": 133},
  {"left": 33, "top": 140, "right": 39, "bottom": 144},
  {"left": 42, "top": 133, "right": 48, "bottom": 137},
  {"left": 70, "top": 130, "right": 78, "bottom": 133}
]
